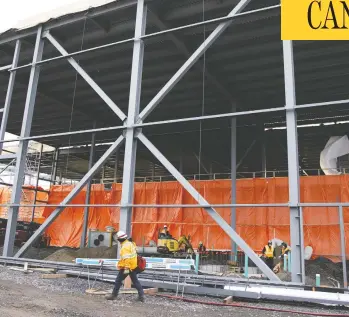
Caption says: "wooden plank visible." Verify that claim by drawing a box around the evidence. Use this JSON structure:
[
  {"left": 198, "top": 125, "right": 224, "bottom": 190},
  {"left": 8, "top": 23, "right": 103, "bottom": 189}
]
[
  {"left": 223, "top": 296, "right": 233, "bottom": 304},
  {"left": 144, "top": 288, "right": 158, "bottom": 295},
  {"left": 41, "top": 274, "right": 68, "bottom": 279},
  {"left": 124, "top": 276, "right": 132, "bottom": 288},
  {"left": 31, "top": 268, "right": 57, "bottom": 273},
  {"left": 8, "top": 267, "right": 33, "bottom": 273}
]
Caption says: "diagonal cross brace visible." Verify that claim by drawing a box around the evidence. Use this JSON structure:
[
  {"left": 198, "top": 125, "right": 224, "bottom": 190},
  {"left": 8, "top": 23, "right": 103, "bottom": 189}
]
[
  {"left": 44, "top": 32, "right": 127, "bottom": 122},
  {"left": 15, "top": 135, "right": 125, "bottom": 258},
  {"left": 137, "top": 132, "right": 279, "bottom": 281},
  {"left": 138, "top": 0, "right": 252, "bottom": 122},
  {"left": 148, "top": 10, "right": 235, "bottom": 104}
]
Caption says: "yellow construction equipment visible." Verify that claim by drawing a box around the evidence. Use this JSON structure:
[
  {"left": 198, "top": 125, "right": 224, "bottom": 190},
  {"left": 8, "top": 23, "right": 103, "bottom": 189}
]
[{"left": 157, "top": 230, "right": 194, "bottom": 255}]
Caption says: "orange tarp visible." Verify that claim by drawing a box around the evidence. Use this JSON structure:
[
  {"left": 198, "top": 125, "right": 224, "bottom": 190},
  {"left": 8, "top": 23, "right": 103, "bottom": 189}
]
[
  {"left": 41, "top": 175, "right": 349, "bottom": 259},
  {"left": 0, "top": 186, "right": 48, "bottom": 222}
]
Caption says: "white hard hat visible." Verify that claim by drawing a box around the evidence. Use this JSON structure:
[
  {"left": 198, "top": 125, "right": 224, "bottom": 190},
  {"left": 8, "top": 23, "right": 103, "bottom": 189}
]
[
  {"left": 116, "top": 231, "right": 127, "bottom": 239},
  {"left": 163, "top": 225, "right": 168, "bottom": 228}
]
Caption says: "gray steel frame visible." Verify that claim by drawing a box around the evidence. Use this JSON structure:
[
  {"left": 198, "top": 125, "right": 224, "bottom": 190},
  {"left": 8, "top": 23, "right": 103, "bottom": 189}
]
[{"left": 0, "top": 0, "right": 346, "bottom": 283}]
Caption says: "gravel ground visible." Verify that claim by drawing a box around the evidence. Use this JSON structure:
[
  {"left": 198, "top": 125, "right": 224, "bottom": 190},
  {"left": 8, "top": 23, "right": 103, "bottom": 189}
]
[{"left": 0, "top": 265, "right": 348, "bottom": 317}]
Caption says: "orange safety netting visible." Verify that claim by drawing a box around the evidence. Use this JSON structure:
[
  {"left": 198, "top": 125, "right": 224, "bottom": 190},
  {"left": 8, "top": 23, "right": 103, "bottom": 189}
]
[
  {"left": 41, "top": 175, "right": 349, "bottom": 260},
  {"left": 0, "top": 186, "right": 48, "bottom": 222}
]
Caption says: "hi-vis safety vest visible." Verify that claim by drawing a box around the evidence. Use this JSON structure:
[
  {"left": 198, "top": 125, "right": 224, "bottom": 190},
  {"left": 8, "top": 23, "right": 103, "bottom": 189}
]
[
  {"left": 117, "top": 240, "right": 138, "bottom": 270},
  {"left": 264, "top": 245, "right": 274, "bottom": 258},
  {"left": 282, "top": 247, "right": 290, "bottom": 255}
]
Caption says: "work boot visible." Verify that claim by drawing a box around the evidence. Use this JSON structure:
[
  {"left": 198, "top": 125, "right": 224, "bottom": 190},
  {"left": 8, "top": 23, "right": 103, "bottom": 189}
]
[
  {"left": 138, "top": 296, "right": 145, "bottom": 303},
  {"left": 105, "top": 294, "right": 118, "bottom": 300}
]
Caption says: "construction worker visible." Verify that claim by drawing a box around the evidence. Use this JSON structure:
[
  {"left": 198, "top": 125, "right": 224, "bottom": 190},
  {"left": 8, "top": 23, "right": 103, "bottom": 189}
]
[
  {"left": 280, "top": 242, "right": 290, "bottom": 260},
  {"left": 106, "top": 231, "right": 145, "bottom": 302},
  {"left": 198, "top": 241, "right": 206, "bottom": 253},
  {"left": 262, "top": 240, "right": 275, "bottom": 270},
  {"left": 161, "top": 225, "right": 169, "bottom": 235}
]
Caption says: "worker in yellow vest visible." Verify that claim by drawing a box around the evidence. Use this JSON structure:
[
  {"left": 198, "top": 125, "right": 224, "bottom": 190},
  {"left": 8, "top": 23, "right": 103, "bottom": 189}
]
[{"left": 262, "top": 240, "right": 275, "bottom": 269}]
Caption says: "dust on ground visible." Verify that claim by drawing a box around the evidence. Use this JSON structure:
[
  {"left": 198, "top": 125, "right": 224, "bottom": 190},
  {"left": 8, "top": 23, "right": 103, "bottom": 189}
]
[{"left": 0, "top": 265, "right": 347, "bottom": 317}]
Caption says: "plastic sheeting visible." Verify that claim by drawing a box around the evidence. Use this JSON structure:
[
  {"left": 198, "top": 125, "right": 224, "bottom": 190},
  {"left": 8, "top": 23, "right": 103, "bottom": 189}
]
[
  {"left": 0, "top": 186, "right": 48, "bottom": 222},
  {"left": 41, "top": 175, "right": 349, "bottom": 260}
]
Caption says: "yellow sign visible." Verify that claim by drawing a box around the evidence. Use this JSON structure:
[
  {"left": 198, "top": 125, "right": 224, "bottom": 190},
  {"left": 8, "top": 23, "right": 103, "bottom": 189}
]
[{"left": 281, "top": 0, "right": 349, "bottom": 40}]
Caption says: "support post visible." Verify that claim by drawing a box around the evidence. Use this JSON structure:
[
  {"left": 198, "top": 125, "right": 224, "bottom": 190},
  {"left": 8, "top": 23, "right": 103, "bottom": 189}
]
[
  {"left": 113, "top": 150, "right": 119, "bottom": 182},
  {"left": 31, "top": 143, "right": 43, "bottom": 222},
  {"left": 138, "top": 132, "right": 279, "bottom": 281},
  {"left": 80, "top": 122, "right": 96, "bottom": 248},
  {"left": 283, "top": 40, "right": 304, "bottom": 283},
  {"left": 119, "top": 0, "right": 147, "bottom": 237},
  {"left": 15, "top": 136, "right": 125, "bottom": 257},
  {"left": 3, "top": 27, "right": 44, "bottom": 257},
  {"left": 0, "top": 40, "right": 21, "bottom": 154},
  {"left": 231, "top": 107, "right": 237, "bottom": 261},
  {"left": 50, "top": 148, "right": 59, "bottom": 184},
  {"left": 339, "top": 206, "right": 348, "bottom": 288},
  {"left": 260, "top": 124, "right": 267, "bottom": 177}
]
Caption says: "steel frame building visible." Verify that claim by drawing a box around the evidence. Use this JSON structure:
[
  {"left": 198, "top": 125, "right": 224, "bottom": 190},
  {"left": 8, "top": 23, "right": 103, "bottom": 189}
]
[{"left": 0, "top": 0, "right": 348, "bottom": 285}]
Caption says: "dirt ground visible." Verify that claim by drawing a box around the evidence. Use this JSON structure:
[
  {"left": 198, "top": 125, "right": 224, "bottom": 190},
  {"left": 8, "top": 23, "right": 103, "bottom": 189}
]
[{"left": 0, "top": 266, "right": 348, "bottom": 317}]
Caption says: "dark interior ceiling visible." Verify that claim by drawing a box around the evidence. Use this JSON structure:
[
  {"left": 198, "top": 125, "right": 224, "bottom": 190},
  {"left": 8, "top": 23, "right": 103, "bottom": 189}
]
[{"left": 1, "top": 0, "right": 349, "bottom": 180}]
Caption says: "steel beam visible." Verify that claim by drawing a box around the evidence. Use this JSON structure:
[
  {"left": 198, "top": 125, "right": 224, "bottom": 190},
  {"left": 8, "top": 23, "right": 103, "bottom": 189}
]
[
  {"left": 231, "top": 106, "right": 237, "bottom": 260},
  {"left": 80, "top": 123, "right": 96, "bottom": 248},
  {"left": 44, "top": 32, "right": 127, "bottom": 122},
  {"left": 148, "top": 9, "right": 234, "bottom": 104},
  {"left": 339, "top": 206, "right": 348, "bottom": 288},
  {"left": 3, "top": 28, "right": 44, "bottom": 257},
  {"left": 0, "top": 40, "right": 21, "bottom": 154},
  {"left": 138, "top": 0, "right": 252, "bottom": 122},
  {"left": 15, "top": 135, "right": 125, "bottom": 258},
  {"left": 283, "top": 40, "right": 303, "bottom": 283},
  {"left": 31, "top": 143, "right": 43, "bottom": 222},
  {"left": 236, "top": 140, "right": 256, "bottom": 170},
  {"left": 138, "top": 132, "right": 279, "bottom": 281},
  {"left": 50, "top": 149, "right": 59, "bottom": 184},
  {"left": 119, "top": 0, "right": 147, "bottom": 236}
]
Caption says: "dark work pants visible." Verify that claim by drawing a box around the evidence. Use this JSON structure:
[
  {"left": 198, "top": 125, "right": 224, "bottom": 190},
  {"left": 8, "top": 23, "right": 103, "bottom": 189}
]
[
  {"left": 112, "top": 269, "right": 144, "bottom": 298},
  {"left": 265, "top": 257, "right": 274, "bottom": 270}
]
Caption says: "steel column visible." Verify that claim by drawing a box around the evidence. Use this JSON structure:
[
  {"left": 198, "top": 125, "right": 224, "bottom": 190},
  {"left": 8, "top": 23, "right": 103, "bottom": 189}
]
[
  {"left": 15, "top": 135, "right": 125, "bottom": 258},
  {"left": 283, "top": 40, "right": 303, "bottom": 283},
  {"left": 80, "top": 123, "right": 96, "bottom": 248},
  {"left": 0, "top": 40, "right": 21, "bottom": 154},
  {"left": 113, "top": 150, "right": 119, "bottom": 182},
  {"left": 138, "top": 0, "right": 252, "bottom": 121},
  {"left": 138, "top": 132, "right": 279, "bottom": 281},
  {"left": 44, "top": 32, "right": 127, "bottom": 122},
  {"left": 50, "top": 148, "right": 59, "bottom": 184},
  {"left": 231, "top": 108, "right": 237, "bottom": 260},
  {"left": 260, "top": 123, "right": 267, "bottom": 177},
  {"left": 3, "top": 28, "right": 44, "bottom": 257},
  {"left": 339, "top": 206, "right": 348, "bottom": 288},
  {"left": 119, "top": 0, "right": 147, "bottom": 236},
  {"left": 31, "top": 143, "right": 44, "bottom": 222}
]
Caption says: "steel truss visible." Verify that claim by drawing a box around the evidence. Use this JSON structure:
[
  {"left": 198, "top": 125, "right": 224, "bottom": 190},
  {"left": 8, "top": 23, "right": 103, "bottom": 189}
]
[{"left": 1, "top": 0, "right": 340, "bottom": 284}]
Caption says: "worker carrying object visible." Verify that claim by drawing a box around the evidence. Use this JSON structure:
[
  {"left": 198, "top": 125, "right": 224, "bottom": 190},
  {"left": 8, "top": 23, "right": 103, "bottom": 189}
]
[
  {"left": 106, "top": 231, "right": 145, "bottom": 302},
  {"left": 261, "top": 240, "right": 275, "bottom": 270}
]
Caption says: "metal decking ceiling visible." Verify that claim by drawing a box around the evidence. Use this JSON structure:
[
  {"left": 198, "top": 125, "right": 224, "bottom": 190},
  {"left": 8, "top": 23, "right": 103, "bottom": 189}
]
[{"left": 0, "top": 0, "right": 348, "bottom": 178}]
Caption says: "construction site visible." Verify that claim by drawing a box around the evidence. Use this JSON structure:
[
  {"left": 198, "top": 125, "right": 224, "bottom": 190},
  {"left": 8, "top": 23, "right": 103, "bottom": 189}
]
[{"left": 1, "top": 0, "right": 349, "bottom": 316}]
